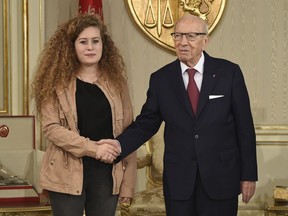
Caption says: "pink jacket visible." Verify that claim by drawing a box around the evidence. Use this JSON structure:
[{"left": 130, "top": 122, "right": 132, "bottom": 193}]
[{"left": 40, "top": 77, "right": 137, "bottom": 197}]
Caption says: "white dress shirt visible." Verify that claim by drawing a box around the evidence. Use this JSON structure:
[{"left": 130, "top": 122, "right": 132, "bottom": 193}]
[{"left": 180, "top": 52, "right": 205, "bottom": 91}]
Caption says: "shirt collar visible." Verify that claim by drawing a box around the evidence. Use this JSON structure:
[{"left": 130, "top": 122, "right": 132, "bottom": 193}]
[{"left": 180, "top": 52, "right": 205, "bottom": 75}]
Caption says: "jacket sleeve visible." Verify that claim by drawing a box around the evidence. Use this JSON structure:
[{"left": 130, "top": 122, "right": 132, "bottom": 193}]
[
  {"left": 118, "top": 79, "right": 137, "bottom": 198},
  {"left": 232, "top": 65, "right": 257, "bottom": 181},
  {"left": 41, "top": 99, "right": 99, "bottom": 158}
]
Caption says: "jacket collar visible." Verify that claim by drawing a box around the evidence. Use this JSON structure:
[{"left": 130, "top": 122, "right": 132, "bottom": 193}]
[{"left": 167, "top": 52, "right": 219, "bottom": 118}]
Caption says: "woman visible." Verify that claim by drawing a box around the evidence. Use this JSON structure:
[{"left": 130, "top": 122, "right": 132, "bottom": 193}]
[{"left": 31, "top": 14, "right": 136, "bottom": 216}]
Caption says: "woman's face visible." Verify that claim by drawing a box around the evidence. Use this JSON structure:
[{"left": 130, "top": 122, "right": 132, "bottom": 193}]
[{"left": 75, "top": 26, "right": 103, "bottom": 67}]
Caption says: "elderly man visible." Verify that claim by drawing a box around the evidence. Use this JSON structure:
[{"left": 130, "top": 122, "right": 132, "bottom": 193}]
[{"left": 98, "top": 14, "right": 257, "bottom": 216}]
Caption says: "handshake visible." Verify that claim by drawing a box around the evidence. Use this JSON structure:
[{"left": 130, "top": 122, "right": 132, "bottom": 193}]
[{"left": 95, "top": 139, "right": 122, "bottom": 163}]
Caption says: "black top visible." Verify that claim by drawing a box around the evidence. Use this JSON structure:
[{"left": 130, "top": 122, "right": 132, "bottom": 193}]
[{"left": 76, "top": 78, "right": 113, "bottom": 141}]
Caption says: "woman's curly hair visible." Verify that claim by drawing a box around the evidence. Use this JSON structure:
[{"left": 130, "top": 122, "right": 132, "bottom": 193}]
[{"left": 31, "top": 13, "right": 126, "bottom": 114}]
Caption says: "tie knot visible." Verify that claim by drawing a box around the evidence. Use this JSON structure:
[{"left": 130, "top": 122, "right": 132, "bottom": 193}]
[{"left": 187, "top": 68, "right": 197, "bottom": 76}]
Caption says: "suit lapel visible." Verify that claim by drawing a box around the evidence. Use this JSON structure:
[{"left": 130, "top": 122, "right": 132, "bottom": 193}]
[
  {"left": 166, "top": 55, "right": 219, "bottom": 118},
  {"left": 167, "top": 60, "right": 195, "bottom": 118},
  {"left": 196, "top": 53, "right": 218, "bottom": 117}
]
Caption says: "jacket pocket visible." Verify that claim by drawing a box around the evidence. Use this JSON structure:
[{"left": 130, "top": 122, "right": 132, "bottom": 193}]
[
  {"left": 219, "top": 148, "right": 238, "bottom": 162},
  {"left": 44, "top": 145, "right": 72, "bottom": 187},
  {"left": 165, "top": 152, "right": 178, "bottom": 164},
  {"left": 59, "top": 109, "right": 68, "bottom": 128}
]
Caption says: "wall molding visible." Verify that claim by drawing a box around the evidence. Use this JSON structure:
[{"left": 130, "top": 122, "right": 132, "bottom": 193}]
[{"left": 0, "top": 0, "right": 9, "bottom": 114}]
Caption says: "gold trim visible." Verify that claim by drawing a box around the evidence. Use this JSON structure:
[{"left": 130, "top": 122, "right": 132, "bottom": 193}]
[
  {"left": 257, "top": 133, "right": 288, "bottom": 136},
  {"left": 0, "top": 206, "right": 51, "bottom": 213},
  {"left": 255, "top": 125, "right": 288, "bottom": 131},
  {"left": 39, "top": 0, "right": 44, "bottom": 50},
  {"left": 22, "top": 0, "right": 29, "bottom": 115},
  {"left": 39, "top": 0, "right": 43, "bottom": 150},
  {"left": 257, "top": 142, "right": 288, "bottom": 146},
  {"left": 256, "top": 125, "right": 288, "bottom": 145},
  {"left": 208, "top": 0, "right": 226, "bottom": 34},
  {"left": 0, "top": 0, "right": 9, "bottom": 114},
  {"left": 8, "top": 0, "right": 11, "bottom": 114}
]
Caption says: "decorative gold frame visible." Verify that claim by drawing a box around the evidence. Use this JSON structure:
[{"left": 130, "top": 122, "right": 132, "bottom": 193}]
[
  {"left": 23, "top": 0, "right": 29, "bottom": 115},
  {"left": 0, "top": 0, "right": 29, "bottom": 115},
  {"left": 0, "top": 0, "right": 9, "bottom": 114}
]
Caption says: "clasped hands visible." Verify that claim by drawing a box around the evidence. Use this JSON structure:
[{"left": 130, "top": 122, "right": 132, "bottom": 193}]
[{"left": 95, "top": 139, "right": 121, "bottom": 163}]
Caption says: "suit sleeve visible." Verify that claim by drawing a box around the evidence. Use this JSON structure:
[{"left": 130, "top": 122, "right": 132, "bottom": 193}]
[
  {"left": 232, "top": 65, "right": 258, "bottom": 181},
  {"left": 117, "top": 73, "right": 163, "bottom": 159}
]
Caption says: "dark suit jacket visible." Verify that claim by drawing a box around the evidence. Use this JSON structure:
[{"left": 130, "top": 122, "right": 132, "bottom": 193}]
[{"left": 117, "top": 52, "right": 258, "bottom": 200}]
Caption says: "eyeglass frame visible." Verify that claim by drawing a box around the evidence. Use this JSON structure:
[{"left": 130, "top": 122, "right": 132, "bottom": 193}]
[{"left": 171, "top": 32, "right": 207, "bottom": 41}]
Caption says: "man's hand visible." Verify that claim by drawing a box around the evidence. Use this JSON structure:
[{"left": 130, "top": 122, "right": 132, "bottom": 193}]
[
  {"left": 119, "top": 197, "right": 132, "bottom": 205},
  {"left": 241, "top": 181, "right": 256, "bottom": 203},
  {"left": 95, "top": 139, "right": 121, "bottom": 163}
]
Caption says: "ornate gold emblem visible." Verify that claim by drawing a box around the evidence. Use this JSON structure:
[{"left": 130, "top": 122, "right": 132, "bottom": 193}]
[{"left": 125, "top": 0, "right": 226, "bottom": 54}]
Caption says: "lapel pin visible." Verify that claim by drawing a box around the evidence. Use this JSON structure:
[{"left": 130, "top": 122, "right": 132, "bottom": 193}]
[{"left": 213, "top": 74, "right": 216, "bottom": 77}]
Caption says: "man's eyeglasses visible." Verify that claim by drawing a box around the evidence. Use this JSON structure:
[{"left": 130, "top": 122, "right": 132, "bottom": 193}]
[{"left": 171, "top": 32, "right": 207, "bottom": 41}]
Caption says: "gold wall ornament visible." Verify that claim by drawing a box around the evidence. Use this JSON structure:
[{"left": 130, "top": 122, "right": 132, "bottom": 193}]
[
  {"left": 0, "top": 125, "right": 9, "bottom": 137},
  {"left": 124, "top": 0, "right": 226, "bottom": 54}
]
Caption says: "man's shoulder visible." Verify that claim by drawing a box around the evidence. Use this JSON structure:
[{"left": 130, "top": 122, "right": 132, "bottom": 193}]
[
  {"left": 205, "top": 52, "right": 238, "bottom": 67},
  {"left": 152, "top": 59, "right": 180, "bottom": 76}
]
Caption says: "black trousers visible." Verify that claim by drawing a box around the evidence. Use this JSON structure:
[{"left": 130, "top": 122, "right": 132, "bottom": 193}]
[
  {"left": 49, "top": 157, "right": 119, "bottom": 216},
  {"left": 164, "top": 168, "right": 238, "bottom": 216}
]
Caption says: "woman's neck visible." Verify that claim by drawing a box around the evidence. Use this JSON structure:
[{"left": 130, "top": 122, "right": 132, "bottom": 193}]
[{"left": 77, "top": 65, "right": 101, "bottom": 83}]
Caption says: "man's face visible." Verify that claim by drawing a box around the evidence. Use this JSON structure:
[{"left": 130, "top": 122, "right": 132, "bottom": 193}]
[{"left": 173, "top": 17, "right": 208, "bottom": 67}]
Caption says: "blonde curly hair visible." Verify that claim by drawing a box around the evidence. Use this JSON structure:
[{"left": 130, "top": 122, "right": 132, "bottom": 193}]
[{"left": 31, "top": 13, "right": 126, "bottom": 114}]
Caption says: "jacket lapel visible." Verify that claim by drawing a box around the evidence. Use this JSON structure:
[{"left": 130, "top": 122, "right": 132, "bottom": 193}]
[
  {"left": 167, "top": 60, "right": 195, "bottom": 118},
  {"left": 196, "top": 53, "right": 218, "bottom": 117}
]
